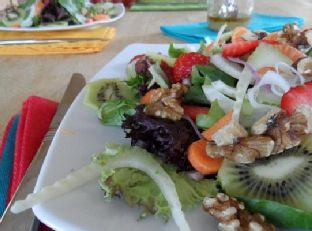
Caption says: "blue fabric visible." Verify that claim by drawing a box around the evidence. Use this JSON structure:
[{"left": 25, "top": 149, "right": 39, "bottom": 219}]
[
  {"left": 0, "top": 115, "right": 19, "bottom": 216},
  {"left": 160, "top": 13, "right": 304, "bottom": 43}
]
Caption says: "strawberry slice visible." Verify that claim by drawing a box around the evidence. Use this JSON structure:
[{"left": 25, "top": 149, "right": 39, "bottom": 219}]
[
  {"left": 172, "top": 52, "right": 210, "bottom": 83},
  {"left": 182, "top": 105, "right": 209, "bottom": 121},
  {"left": 222, "top": 40, "right": 278, "bottom": 57},
  {"left": 281, "top": 81, "right": 312, "bottom": 115},
  {"left": 160, "top": 60, "right": 173, "bottom": 81}
]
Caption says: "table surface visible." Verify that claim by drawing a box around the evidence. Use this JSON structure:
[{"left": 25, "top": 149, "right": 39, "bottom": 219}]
[{"left": 0, "top": 0, "right": 312, "bottom": 138}]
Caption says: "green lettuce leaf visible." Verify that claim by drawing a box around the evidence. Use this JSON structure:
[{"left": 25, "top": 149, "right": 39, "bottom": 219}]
[
  {"left": 196, "top": 100, "right": 225, "bottom": 129},
  {"left": 306, "top": 47, "right": 312, "bottom": 57},
  {"left": 183, "top": 85, "right": 210, "bottom": 106},
  {"left": 191, "top": 65, "right": 211, "bottom": 86},
  {"left": 241, "top": 197, "right": 312, "bottom": 229},
  {"left": 18, "top": 0, "right": 36, "bottom": 9},
  {"left": 58, "top": 0, "right": 86, "bottom": 23},
  {"left": 197, "top": 40, "right": 206, "bottom": 54},
  {"left": 98, "top": 99, "right": 137, "bottom": 126},
  {"left": 94, "top": 144, "right": 217, "bottom": 221},
  {"left": 191, "top": 64, "right": 237, "bottom": 87},
  {"left": 168, "top": 42, "right": 187, "bottom": 58}
]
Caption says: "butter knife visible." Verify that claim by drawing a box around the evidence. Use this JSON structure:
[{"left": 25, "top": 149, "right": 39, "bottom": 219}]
[{"left": 0, "top": 38, "right": 107, "bottom": 45}]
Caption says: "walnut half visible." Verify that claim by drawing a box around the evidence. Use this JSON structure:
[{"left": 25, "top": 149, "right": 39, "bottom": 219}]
[
  {"left": 144, "top": 83, "right": 188, "bottom": 121},
  {"left": 252, "top": 105, "right": 312, "bottom": 154},
  {"left": 203, "top": 193, "right": 276, "bottom": 231},
  {"left": 207, "top": 136, "right": 274, "bottom": 164}
]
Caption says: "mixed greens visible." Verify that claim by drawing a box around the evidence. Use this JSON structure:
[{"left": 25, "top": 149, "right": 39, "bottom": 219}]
[
  {"left": 82, "top": 23, "right": 312, "bottom": 230},
  {"left": 0, "top": 0, "right": 117, "bottom": 28}
]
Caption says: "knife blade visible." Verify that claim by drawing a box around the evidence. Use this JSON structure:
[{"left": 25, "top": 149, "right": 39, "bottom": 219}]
[{"left": 0, "top": 38, "right": 108, "bottom": 45}]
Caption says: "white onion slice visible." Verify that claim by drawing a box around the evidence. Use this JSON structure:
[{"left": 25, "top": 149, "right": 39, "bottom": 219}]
[
  {"left": 211, "top": 80, "right": 236, "bottom": 98},
  {"left": 11, "top": 163, "right": 101, "bottom": 213},
  {"left": 214, "top": 24, "right": 228, "bottom": 47},
  {"left": 202, "top": 85, "right": 235, "bottom": 112},
  {"left": 227, "top": 57, "right": 262, "bottom": 83},
  {"left": 275, "top": 62, "right": 305, "bottom": 85},
  {"left": 211, "top": 54, "right": 243, "bottom": 80},
  {"left": 247, "top": 70, "right": 288, "bottom": 113}
]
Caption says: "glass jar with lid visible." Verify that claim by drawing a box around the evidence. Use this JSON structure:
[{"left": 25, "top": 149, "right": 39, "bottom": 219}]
[{"left": 207, "top": 0, "right": 254, "bottom": 31}]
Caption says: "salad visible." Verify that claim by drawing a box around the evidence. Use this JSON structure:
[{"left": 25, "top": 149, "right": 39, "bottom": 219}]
[
  {"left": 0, "top": 0, "right": 118, "bottom": 28},
  {"left": 10, "top": 23, "right": 312, "bottom": 231}
]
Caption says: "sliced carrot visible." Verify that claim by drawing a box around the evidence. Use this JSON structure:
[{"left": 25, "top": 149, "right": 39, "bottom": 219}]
[
  {"left": 182, "top": 105, "right": 209, "bottom": 121},
  {"left": 93, "top": 14, "right": 110, "bottom": 21},
  {"left": 231, "top": 26, "right": 248, "bottom": 43},
  {"left": 187, "top": 139, "right": 223, "bottom": 175},
  {"left": 35, "top": 1, "right": 45, "bottom": 14},
  {"left": 202, "top": 111, "right": 233, "bottom": 141},
  {"left": 263, "top": 32, "right": 281, "bottom": 42},
  {"left": 256, "top": 66, "right": 276, "bottom": 75},
  {"left": 140, "top": 88, "right": 165, "bottom": 104},
  {"left": 273, "top": 44, "right": 305, "bottom": 63},
  {"left": 203, "top": 42, "right": 214, "bottom": 55}
]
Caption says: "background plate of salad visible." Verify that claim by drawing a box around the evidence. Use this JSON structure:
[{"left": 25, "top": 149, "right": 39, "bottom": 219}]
[{"left": 0, "top": 1, "right": 125, "bottom": 31}]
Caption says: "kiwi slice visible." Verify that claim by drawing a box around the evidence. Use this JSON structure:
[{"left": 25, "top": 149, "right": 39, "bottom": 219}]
[
  {"left": 2, "top": 8, "right": 26, "bottom": 27},
  {"left": 84, "top": 79, "right": 135, "bottom": 111},
  {"left": 218, "top": 135, "right": 312, "bottom": 212}
]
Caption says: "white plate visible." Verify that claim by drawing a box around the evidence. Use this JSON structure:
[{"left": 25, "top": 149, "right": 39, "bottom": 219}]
[
  {"left": 32, "top": 43, "right": 218, "bottom": 231},
  {"left": 0, "top": 4, "right": 125, "bottom": 32}
]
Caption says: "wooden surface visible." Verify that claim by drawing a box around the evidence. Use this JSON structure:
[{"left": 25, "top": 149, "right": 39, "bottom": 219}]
[{"left": 0, "top": 0, "right": 311, "bottom": 229}]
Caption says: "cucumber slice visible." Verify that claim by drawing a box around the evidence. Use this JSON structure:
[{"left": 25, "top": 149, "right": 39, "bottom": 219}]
[{"left": 247, "top": 43, "right": 292, "bottom": 70}]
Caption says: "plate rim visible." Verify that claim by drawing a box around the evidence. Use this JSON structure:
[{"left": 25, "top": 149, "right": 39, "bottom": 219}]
[{"left": 0, "top": 3, "right": 125, "bottom": 32}]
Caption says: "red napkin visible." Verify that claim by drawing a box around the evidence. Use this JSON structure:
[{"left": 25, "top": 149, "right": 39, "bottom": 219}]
[{"left": 8, "top": 96, "right": 58, "bottom": 201}]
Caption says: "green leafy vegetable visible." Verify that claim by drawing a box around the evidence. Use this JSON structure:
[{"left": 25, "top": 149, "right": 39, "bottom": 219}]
[
  {"left": 58, "top": 0, "right": 86, "bottom": 23},
  {"left": 241, "top": 197, "right": 312, "bottom": 229},
  {"left": 306, "top": 47, "right": 312, "bottom": 57},
  {"left": 240, "top": 98, "right": 253, "bottom": 116},
  {"left": 183, "top": 85, "right": 210, "bottom": 106},
  {"left": 196, "top": 100, "right": 225, "bottom": 129},
  {"left": 31, "top": 16, "right": 41, "bottom": 27},
  {"left": 191, "top": 65, "right": 210, "bottom": 86},
  {"left": 168, "top": 42, "right": 187, "bottom": 58},
  {"left": 197, "top": 40, "right": 206, "bottom": 54},
  {"left": 127, "top": 74, "right": 146, "bottom": 88},
  {"left": 94, "top": 144, "right": 217, "bottom": 221},
  {"left": 98, "top": 99, "right": 137, "bottom": 126},
  {"left": 126, "top": 74, "right": 147, "bottom": 98},
  {"left": 88, "top": 5, "right": 98, "bottom": 16},
  {"left": 192, "top": 64, "right": 237, "bottom": 87},
  {"left": 18, "top": 0, "right": 36, "bottom": 9},
  {"left": 93, "top": 144, "right": 195, "bottom": 231}
]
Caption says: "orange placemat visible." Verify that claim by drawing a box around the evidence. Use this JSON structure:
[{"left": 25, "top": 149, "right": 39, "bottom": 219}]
[{"left": 0, "top": 27, "right": 116, "bottom": 55}]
